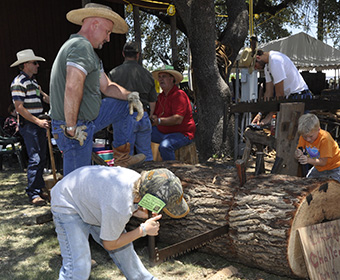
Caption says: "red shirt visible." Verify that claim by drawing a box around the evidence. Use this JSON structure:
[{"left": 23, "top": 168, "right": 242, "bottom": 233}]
[{"left": 154, "top": 85, "right": 196, "bottom": 140}]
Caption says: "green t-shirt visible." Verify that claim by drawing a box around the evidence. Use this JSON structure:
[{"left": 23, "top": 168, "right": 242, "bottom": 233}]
[
  {"left": 108, "top": 60, "right": 157, "bottom": 108},
  {"left": 50, "top": 34, "right": 102, "bottom": 121}
]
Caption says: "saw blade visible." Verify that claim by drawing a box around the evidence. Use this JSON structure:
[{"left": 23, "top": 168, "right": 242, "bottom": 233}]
[{"left": 150, "top": 225, "right": 229, "bottom": 265}]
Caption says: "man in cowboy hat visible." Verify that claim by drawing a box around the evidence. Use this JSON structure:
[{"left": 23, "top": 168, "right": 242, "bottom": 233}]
[
  {"left": 150, "top": 66, "right": 196, "bottom": 160},
  {"left": 10, "top": 49, "right": 50, "bottom": 206},
  {"left": 51, "top": 165, "right": 189, "bottom": 279},
  {"left": 251, "top": 49, "right": 311, "bottom": 125},
  {"left": 108, "top": 41, "right": 157, "bottom": 162},
  {"left": 49, "top": 3, "right": 145, "bottom": 175}
]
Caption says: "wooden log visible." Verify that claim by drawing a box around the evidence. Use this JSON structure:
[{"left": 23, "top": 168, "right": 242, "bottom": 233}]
[
  {"left": 131, "top": 161, "right": 340, "bottom": 278},
  {"left": 151, "top": 142, "right": 199, "bottom": 164},
  {"left": 175, "top": 142, "right": 199, "bottom": 164}
]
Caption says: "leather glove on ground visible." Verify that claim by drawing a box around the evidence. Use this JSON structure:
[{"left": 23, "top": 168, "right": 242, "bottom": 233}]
[
  {"left": 127, "top": 91, "right": 144, "bottom": 121},
  {"left": 61, "top": 125, "right": 88, "bottom": 146}
]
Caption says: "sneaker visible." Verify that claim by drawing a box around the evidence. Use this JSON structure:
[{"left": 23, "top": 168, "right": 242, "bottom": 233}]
[{"left": 30, "top": 196, "right": 47, "bottom": 206}]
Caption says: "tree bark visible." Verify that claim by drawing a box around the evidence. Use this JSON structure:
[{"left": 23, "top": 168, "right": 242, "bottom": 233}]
[
  {"left": 174, "top": 0, "right": 233, "bottom": 161},
  {"left": 132, "top": 161, "right": 340, "bottom": 278}
]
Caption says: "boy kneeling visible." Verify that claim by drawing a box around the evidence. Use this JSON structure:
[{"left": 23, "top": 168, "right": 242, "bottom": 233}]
[{"left": 295, "top": 113, "right": 340, "bottom": 182}]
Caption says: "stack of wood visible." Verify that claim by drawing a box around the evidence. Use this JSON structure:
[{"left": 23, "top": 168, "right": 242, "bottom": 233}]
[{"left": 132, "top": 161, "right": 340, "bottom": 278}]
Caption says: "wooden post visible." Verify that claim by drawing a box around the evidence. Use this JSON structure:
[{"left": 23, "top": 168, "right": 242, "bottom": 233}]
[
  {"left": 275, "top": 103, "right": 305, "bottom": 176},
  {"left": 170, "top": 15, "right": 178, "bottom": 70},
  {"left": 133, "top": 6, "right": 142, "bottom": 65},
  {"left": 235, "top": 159, "right": 246, "bottom": 187},
  {"left": 254, "top": 151, "right": 265, "bottom": 175}
]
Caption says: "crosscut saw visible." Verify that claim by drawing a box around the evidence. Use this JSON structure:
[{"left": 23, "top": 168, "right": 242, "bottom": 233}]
[{"left": 148, "top": 224, "right": 229, "bottom": 266}]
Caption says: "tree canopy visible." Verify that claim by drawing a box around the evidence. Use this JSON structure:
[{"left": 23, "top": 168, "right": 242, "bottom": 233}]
[{"left": 124, "top": 0, "right": 340, "bottom": 161}]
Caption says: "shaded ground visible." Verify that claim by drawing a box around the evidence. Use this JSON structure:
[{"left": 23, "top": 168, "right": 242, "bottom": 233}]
[{"left": 0, "top": 155, "right": 296, "bottom": 280}]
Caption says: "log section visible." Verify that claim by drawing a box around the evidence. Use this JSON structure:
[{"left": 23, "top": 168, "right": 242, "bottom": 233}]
[{"left": 131, "top": 161, "right": 340, "bottom": 278}]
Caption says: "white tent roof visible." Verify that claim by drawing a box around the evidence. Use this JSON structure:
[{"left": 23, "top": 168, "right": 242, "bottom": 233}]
[{"left": 259, "top": 32, "right": 340, "bottom": 71}]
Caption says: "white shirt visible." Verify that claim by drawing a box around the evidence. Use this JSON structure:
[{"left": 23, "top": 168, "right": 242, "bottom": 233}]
[
  {"left": 51, "top": 165, "right": 141, "bottom": 241},
  {"left": 264, "top": 51, "right": 308, "bottom": 96}
]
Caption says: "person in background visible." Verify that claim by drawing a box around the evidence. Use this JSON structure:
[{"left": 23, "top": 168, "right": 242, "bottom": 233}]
[
  {"left": 51, "top": 166, "right": 189, "bottom": 279},
  {"left": 295, "top": 113, "right": 340, "bottom": 182},
  {"left": 3, "top": 103, "right": 19, "bottom": 137},
  {"left": 108, "top": 41, "right": 157, "bottom": 161},
  {"left": 252, "top": 49, "right": 312, "bottom": 125},
  {"left": 10, "top": 49, "right": 50, "bottom": 206},
  {"left": 150, "top": 66, "right": 196, "bottom": 160},
  {"left": 49, "top": 3, "right": 145, "bottom": 176}
]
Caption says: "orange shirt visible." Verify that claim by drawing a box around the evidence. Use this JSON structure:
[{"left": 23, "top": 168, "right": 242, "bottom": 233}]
[{"left": 297, "top": 129, "right": 340, "bottom": 172}]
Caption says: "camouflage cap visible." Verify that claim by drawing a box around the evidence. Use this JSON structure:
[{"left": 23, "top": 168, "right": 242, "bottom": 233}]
[{"left": 139, "top": 168, "right": 189, "bottom": 218}]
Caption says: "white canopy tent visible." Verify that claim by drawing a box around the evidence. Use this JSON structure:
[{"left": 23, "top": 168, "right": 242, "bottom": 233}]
[{"left": 259, "top": 32, "right": 340, "bottom": 71}]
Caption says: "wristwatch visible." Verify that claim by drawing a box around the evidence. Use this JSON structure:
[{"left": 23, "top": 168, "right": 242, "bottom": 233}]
[{"left": 140, "top": 223, "right": 147, "bottom": 237}]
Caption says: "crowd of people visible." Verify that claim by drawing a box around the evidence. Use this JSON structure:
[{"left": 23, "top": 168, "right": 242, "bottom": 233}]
[
  {"left": 7, "top": 3, "right": 194, "bottom": 279},
  {"left": 8, "top": 3, "right": 196, "bottom": 201},
  {"left": 6, "top": 2, "right": 339, "bottom": 278}
]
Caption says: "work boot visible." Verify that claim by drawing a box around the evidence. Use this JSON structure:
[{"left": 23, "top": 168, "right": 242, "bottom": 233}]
[{"left": 112, "top": 143, "right": 145, "bottom": 167}]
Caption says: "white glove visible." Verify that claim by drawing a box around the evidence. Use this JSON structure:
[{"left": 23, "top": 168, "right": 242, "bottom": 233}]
[
  {"left": 61, "top": 125, "right": 88, "bottom": 146},
  {"left": 127, "top": 91, "right": 144, "bottom": 121}
]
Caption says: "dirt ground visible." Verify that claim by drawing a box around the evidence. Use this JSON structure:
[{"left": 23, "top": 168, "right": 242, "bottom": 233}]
[{"left": 0, "top": 155, "right": 298, "bottom": 280}]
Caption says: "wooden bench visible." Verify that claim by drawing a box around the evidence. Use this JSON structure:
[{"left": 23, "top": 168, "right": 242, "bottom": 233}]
[{"left": 151, "top": 142, "right": 199, "bottom": 164}]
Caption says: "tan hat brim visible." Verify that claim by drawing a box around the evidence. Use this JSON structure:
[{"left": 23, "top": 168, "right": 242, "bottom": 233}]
[
  {"left": 152, "top": 69, "right": 183, "bottom": 84},
  {"left": 66, "top": 7, "right": 128, "bottom": 34},
  {"left": 163, "top": 197, "right": 190, "bottom": 219},
  {"left": 10, "top": 56, "right": 45, "bottom": 68}
]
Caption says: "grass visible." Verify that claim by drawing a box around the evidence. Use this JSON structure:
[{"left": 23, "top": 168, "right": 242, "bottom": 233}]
[{"left": 0, "top": 160, "right": 296, "bottom": 280}]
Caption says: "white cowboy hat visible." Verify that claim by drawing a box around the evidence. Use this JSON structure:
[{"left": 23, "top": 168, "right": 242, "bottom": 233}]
[
  {"left": 10, "top": 49, "right": 45, "bottom": 68},
  {"left": 239, "top": 47, "right": 256, "bottom": 74},
  {"left": 152, "top": 65, "right": 183, "bottom": 84},
  {"left": 66, "top": 3, "right": 128, "bottom": 34}
]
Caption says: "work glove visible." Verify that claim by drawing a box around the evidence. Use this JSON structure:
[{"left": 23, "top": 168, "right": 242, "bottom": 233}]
[
  {"left": 61, "top": 125, "right": 88, "bottom": 146},
  {"left": 127, "top": 91, "right": 144, "bottom": 121}
]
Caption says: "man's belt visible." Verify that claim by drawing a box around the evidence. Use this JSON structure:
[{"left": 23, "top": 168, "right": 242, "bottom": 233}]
[{"left": 289, "top": 89, "right": 311, "bottom": 98}]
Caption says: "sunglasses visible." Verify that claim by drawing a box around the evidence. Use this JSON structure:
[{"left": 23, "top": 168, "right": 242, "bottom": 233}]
[{"left": 29, "top": 61, "right": 39, "bottom": 65}]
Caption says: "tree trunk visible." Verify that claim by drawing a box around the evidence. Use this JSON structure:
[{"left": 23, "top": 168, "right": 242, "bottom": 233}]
[
  {"left": 174, "top": 0, "right": 234, "bottom": 161},
  {"left": 132, "top": 161, "right": 340, "bottom": 278}
]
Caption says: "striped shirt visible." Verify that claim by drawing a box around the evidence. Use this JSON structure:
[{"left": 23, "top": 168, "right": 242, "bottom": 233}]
[{"left": 10, "top": 71, "right": 43, "bottom": 117}]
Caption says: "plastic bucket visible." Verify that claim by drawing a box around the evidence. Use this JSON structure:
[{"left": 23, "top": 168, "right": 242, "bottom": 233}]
[
  {"left": 96, "top": 150, "right": 113, "bottom": 161},
  {"left": 93, "top": 146, "right": 105, "bottom": 153}
]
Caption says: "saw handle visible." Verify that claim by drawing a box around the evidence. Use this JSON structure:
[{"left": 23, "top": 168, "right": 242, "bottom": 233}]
[
  {"left": 148, "top": 211, "right": 157, "bottom": 263},
  {"left": 298, "top": 147, "right": 309, "bottom": 177}
]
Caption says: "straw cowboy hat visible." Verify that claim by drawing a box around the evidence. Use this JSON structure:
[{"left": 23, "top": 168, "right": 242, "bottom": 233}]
[
  {"left": 66, "top": 3, "right": 128, "bottom": 34},
  {"left": 239, "top": 47, "right": 256, "bottom": 74},
  {"left": 152, "top": 65, "right": 183, "bottom": 84},
  {"left": 10, "top": 49, "right": 45, "bottom": 68}
]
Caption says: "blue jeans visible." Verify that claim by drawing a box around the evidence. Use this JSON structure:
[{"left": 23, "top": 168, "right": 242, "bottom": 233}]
[
  {"left": 52, "top": 98, "right": 130, "bottom": 176},
  {"left": 19, "top": 122, "right": 47, "bottom": 201},
  {"left": 151, "top": 126, "right": 192, "bottom": 160},
  {"left": 52, "top": 211, "right": 156, "bottom": 280},
  {"left": 307, "top": 166, "right": 340, "bottom": 182},
  {"left": 128, "top": 112, "right": 153, "bottom": 161},
  {"left": 289, "top": 90, "right": 312, "bottom": 99}
]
